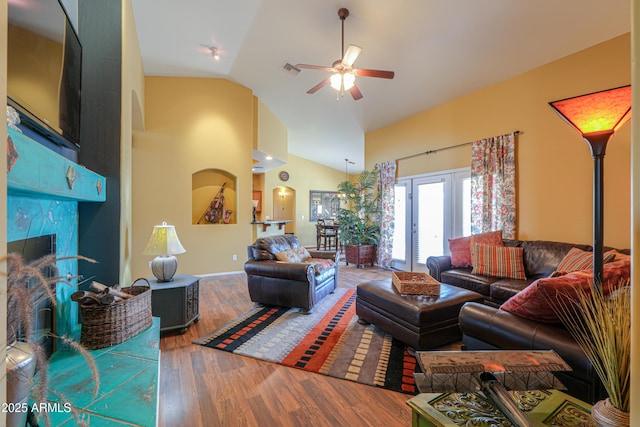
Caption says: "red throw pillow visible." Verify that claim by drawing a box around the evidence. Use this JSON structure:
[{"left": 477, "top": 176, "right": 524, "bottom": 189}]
[
  {"left": 448, "top": 230, "right": 504, "bottom": 268},
  {"left": 500, "top": 258, "right": 631, "bottom": 323},
  {"left": 449, "top": 236, "right": 472, "bottom": 267}
]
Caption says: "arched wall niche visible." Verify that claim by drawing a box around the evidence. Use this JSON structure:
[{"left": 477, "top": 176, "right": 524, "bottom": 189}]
[{"left": 192, "top": 168, "right": 237, "bottom": 225}]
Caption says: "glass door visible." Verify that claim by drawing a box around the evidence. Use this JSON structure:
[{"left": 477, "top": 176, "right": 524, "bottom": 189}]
[{"left": 392, "top": 169, "right": 470, "bottom": 272}]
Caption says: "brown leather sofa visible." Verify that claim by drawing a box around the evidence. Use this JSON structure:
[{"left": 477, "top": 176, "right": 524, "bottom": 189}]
[
  {"left": 427, "top": 239, "right": 630, "bottom": 404},
  {"left": 244, "top": 235, "right": 338, "bottom": 314},
  {"left": 427, "top": 239, "right": 593, "bottom": 307}
]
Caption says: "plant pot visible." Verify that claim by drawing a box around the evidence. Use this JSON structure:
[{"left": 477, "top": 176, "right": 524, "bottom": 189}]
[
  {"left": 591, "top": 398, "right": 629, "bottom": 427},
  {"left": 345, "top": 244, "right": 376, "bottom": 268}
]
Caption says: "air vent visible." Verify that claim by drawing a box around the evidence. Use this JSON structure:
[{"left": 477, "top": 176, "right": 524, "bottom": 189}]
[{"left": 281, "top": 62, "right": 301, "bottom": 76}]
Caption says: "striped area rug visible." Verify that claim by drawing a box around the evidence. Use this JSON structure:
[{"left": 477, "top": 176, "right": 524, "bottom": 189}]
[{"left": 194, "top": 288, "right": 419, "bottom": 394}]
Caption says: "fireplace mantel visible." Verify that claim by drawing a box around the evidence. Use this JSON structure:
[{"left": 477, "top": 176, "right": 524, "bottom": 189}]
[
  {"left": 7, "top": 128, "right": 106, "bottom": 202},
  {"left": 6, "top": 127, "right": 107, "bottom": 342}
]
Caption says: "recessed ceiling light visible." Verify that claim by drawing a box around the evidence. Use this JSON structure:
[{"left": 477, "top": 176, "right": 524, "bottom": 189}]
[{"left": 265, "top": 155, "right": 273, "bottom": 160}]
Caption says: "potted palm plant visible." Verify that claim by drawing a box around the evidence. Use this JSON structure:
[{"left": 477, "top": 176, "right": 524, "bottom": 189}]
[{"left": 337, "top": 169, "right": 381, "bottom": 268}]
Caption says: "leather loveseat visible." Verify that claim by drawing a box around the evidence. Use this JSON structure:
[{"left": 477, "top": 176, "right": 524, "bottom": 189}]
[
  {"left": 244, "top": 235, "right": 338, "bottom": 314},
  {"left": 427, "top": 239, "right": 630, "bottom": 404}
]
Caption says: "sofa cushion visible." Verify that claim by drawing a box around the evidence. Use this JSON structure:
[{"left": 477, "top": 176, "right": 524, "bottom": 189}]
[
  {"left": 553, "top": 247, "right": 617, "bottom": 276},
  {"left": 251, "top": 235, "right": 300, "bottom": 260},
  {"left": 440, "top": 269, "right": 496, "bottom": 296},
  {"left": 471, "top": 243, "right": 527, "bottom": 280},
  {"left": 500, "top": 258, "right": 631, "bottom": 323},
  {"left": 489, "top": 279, "right": 534, "bottom": 303},
  {"left": 520, "top": 241, "right": 591, "bottom": 279}
]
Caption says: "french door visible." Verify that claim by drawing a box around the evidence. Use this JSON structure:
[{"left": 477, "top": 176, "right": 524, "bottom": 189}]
[{"left": 392, "top": 169, "right": 471, "bottom": 271}]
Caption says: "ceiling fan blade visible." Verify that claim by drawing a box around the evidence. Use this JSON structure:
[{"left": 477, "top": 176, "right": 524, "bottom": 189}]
[
  {"left": 349, "top": 84, "right": 363, "bottom": 101},
  {"left": 296, "top": 64, "right": 334, "bottom": 72},
  {"left": 342, "top": 44, "right": 362, "bottom": 67},
  {"left": 354, "top": 69, "right": 395, "bottom": 79},
  {"left": 307, "top": 77, "right": 331, "bottom": 94}
]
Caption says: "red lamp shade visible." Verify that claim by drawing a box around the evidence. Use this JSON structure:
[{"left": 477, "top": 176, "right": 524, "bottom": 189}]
[{"left": 549, "top": 85, "right": 631, "bottom": 136}]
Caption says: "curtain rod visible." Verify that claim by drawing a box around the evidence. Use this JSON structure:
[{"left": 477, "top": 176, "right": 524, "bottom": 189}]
[{"left": 396, "top": 130, "right": 521, "bottom": 162}]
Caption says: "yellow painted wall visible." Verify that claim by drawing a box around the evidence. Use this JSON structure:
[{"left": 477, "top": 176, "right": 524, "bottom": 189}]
[
  {"left": 121, "top": 0, "right": 145, "bottom": 285},
  {"left": 366, "top": 34, "right": 631, "bottom": 249},
  {"left": 132, "top": 77, "right": 254, "bottom": 276},
  {"left": 257, "top": 99, "right": 288, "bottom": 162},
  {"left": 265, "top": 155, "right": 345, "bottom": 247}
]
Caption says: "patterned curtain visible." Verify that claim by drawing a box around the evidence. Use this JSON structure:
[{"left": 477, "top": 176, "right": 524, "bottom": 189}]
[
  {"left": 471, "top": 133, "right": 516, "bottom": 239},
  {"left": 376, "top": 161, "right": 396, "bottom": 268}
]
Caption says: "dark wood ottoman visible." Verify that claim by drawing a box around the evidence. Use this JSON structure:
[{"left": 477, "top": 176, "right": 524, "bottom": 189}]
[{"left": 356, "top": 279, "right": 483, "bottom": 350}]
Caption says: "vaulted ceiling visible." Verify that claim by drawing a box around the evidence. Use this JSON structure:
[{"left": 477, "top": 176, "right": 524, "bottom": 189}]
[{"left": 132, "top": 0, "right": 630, "bottom": 173}]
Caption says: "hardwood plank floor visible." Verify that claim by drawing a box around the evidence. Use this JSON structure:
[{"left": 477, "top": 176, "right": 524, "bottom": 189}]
[{"left": 157, "top": 265, "right": 417, "bottom": 427}]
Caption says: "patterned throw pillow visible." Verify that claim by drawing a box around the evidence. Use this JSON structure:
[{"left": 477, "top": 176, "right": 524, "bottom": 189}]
[
  {"left": 553, "top": 247, "right": 617, "bottom": 276},
  {"left": 448, "top": 230, "right": 504, "bottom": 268},
  {"left": 500, "top": 258, "right": 631, "bottom": 323},
  {"left": 305, "top": 258, "right": 336, "bottom": 275},
  {"left": 292, "top": 246, "right": 311, "bottom": 262},
  {"left": 275, "top": 248, "right": 303, "bottom": 263},
  {"left": 471, "top": 243, "right": 526, "bottom": 280}
]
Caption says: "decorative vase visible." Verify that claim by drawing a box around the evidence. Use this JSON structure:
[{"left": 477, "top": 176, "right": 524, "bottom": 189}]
[
  {"left": 6, "top": 342, "right": 36, "bottom": 427},
  {"left": 591, "top": 398, "right": 629, "bottom": 427}
]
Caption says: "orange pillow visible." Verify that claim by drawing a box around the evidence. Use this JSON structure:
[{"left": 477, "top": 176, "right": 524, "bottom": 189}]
[
  {"left": 471, "top": 243, "right": 526, "bottom": 280},
  {"left": 448, "top": 230, "right": 504, "bottom": 268}
]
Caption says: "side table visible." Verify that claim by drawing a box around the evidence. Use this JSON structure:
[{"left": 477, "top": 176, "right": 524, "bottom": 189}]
[
  {"left": 148, "top": 274, "right": 200, "bottom": 333},
  {"left": 407, "top": 389, "right": 594, "bottom": 427}
]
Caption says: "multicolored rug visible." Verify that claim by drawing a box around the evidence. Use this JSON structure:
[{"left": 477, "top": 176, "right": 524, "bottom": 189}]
[{"left": 194, "top": 289, "right": 419, "bottom": 394}]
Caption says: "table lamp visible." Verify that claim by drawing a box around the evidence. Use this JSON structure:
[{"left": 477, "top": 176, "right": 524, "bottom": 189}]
[{"left": 142, "top": 221, "right": 186, "bottom": 282}]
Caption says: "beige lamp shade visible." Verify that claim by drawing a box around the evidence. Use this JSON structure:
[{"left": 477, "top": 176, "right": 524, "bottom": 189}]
[
  {"left": 142, "top": 221, "right": 186, "bottom": 256},
  {"left": 143, "top": 222, "right": 186, "bottom": 282}
]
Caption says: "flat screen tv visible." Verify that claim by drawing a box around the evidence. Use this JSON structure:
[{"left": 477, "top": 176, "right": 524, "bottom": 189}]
[{"left": 7, "top": 0, "right": 82, "bottom": 152}]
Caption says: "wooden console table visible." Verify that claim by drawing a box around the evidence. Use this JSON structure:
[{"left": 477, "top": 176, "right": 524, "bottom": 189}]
[{"left": 407, "top": 389, "right": 594, "bottom": 426}]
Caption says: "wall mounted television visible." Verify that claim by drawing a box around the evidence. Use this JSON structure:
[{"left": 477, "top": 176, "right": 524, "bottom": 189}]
[{"left": 7, "top": 0, "right": 82, "bottom": 152}]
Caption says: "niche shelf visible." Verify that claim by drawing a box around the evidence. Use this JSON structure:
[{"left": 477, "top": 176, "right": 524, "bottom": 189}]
[{"left": 192, "top": 169, "right": 237, "bottom": 225}]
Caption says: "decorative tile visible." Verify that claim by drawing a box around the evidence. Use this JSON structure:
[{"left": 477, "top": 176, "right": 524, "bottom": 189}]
[
  {"left": 7, "top": 135, "right": 19, "bottom": 172},
  {"left": 66, "top": 166, "right": 76, "bottom": 189}
]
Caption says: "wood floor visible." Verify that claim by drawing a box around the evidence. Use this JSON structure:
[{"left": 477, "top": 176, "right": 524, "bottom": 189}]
[{"left": 157, "top": 265, "right": 416, "bottom": 427}]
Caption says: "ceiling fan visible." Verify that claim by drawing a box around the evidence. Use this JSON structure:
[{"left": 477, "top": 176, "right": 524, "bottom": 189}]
[{"left": 295, "top": 8, "right": 395, "bottom": 100}]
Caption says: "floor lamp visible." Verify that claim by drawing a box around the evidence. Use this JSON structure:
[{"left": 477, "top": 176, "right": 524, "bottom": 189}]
[{"left": 549, "top": 85, "right": 631, "bottom": 286}]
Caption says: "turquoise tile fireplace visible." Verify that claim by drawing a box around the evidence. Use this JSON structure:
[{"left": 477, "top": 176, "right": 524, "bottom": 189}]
[{"left": 6, "top": 127, "right": 106, "bottom": 344}]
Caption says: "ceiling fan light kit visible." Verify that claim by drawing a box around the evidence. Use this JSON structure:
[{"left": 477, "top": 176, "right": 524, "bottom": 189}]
[{"left": 295, "top": 7, "right": 394, "bottom": 101}]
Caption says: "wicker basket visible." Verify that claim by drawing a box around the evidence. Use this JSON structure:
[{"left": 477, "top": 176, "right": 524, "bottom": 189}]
[
  {"left": 392, "top": 272, "right": 440, "bottom": 295},
  {"left": 78, "top": 278, "right": 153, "bottom": 350}
]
